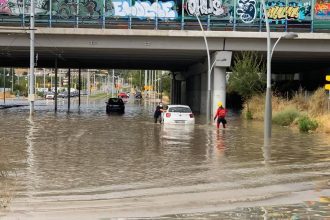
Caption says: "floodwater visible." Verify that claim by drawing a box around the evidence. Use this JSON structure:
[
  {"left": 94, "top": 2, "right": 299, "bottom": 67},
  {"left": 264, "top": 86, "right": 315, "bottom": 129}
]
[{"left": 0, "top": 97, "right": 329, "bottom": 219}]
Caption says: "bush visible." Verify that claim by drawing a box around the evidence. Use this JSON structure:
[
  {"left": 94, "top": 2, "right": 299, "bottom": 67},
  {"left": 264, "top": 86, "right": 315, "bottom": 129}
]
[
  {"left": 246, "top": 110, "right": 253, "bottom": 120},
  {"left": 298, "top": 116, "right": 318, "bottom": 132},
  {"left": 272, "top": 107, "right": 300, "bottom": 126}
]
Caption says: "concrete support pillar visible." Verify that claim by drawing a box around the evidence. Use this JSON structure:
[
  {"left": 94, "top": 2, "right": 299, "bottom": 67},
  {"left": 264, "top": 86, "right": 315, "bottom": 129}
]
[
  {"left": 181, "top": 81, "right": 186, "bottom": 105},
  {"left": 211, "top": 51, "right": 232, "bottom": 118},
  {"left": 200, "top": 72, "right": 207, "bottom": 114},
  {"left": 170, "top": 74, "right": 175, "bottom": 104},
  {"left": 212, "top": 66, "right": 226, "bottom": 118}
]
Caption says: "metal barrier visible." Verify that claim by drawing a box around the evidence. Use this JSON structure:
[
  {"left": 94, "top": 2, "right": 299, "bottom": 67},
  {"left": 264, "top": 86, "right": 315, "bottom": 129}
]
[{"left": 0, "top": 0, "right": 329, "bottom": 32}]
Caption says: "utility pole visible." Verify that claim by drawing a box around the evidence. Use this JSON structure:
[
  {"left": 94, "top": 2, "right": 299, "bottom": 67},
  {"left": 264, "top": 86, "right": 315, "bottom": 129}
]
[
  {"left": 43, "top": 68, "right": 46, "bottom": 91},
  {"left": 112, "top": 69, "right": 114, "bottom": 98},
  {"left": 87, "top": 69, "right": 91, "bottom": 96},
  {"left": 11, "top": 68, "right": 14, "bottom": 93},
  {"left": 3, "top": 68, "right": 5, "bottom": 104},
  {"left": 29, "top": 0, "right": 35, "bottom": 115}
]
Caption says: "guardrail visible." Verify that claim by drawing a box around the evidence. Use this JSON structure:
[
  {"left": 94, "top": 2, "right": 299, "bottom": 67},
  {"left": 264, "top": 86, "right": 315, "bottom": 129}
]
[{"left": 0, "top": 0, "right": 329, "bottom": 33}]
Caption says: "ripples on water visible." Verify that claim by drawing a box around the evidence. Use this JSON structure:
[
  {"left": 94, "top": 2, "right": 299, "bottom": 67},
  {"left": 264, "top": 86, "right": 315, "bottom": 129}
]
[{"left": 0, "top": 98, "right": 329, "bottom": 218}]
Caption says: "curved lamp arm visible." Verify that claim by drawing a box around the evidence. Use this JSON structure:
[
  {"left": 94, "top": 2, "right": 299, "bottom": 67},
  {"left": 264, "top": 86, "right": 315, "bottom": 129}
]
[{"left": 270, "top": 36, "right": 282, "bottom": 59}]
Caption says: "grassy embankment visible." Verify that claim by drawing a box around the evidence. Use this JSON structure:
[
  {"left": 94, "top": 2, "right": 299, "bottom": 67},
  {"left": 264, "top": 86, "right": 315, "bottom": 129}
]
[{"left": 242, "top": 88, "right": 330, "bottom": 133}]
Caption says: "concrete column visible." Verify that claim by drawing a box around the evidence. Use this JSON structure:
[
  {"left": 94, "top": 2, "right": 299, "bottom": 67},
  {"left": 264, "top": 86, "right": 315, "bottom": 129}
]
[
  {"left": 212, "top": 66, "right": 226, "bottom": 118},
  {"left": 181, "top": 81, "right": 186, "bottom": 105},
  {"left": 171, "top": 77, "right": 176, "bottom": 104},
  {"left": 200, "top": 72, "right": 207, "bottom": 114}
]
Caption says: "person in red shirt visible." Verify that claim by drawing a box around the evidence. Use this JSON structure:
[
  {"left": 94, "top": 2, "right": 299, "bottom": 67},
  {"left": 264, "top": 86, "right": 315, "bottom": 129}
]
[{"left": 213, "top": 102, "right": 228, "bottom": 129}]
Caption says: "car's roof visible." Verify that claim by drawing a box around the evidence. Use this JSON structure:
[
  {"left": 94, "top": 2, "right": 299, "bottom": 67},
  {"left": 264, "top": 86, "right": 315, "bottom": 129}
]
[{"left": 167, "top": 105, "right": 191, "bottom": 108}]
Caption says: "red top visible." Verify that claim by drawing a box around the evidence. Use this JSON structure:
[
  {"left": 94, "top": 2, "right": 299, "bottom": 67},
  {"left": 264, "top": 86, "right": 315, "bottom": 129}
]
[{"left": 215, "top": 107, "right": 227, "bottom": 118}]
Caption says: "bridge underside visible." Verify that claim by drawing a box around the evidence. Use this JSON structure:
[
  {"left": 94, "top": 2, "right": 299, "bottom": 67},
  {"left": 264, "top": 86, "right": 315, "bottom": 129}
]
[
  {"left": 0, "top": 28, "right": 329, "bottom": 72},
  {"left": 0, "top": 47, "right": 329, "bottom": 73}
]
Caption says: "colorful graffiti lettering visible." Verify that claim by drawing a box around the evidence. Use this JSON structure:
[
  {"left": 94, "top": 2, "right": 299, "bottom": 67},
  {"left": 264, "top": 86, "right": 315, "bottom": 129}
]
[
  {"left": 52, "top": 0, "right": 103, "bottom": 19},
  {"left": 315, "top": 3, "right": 330, "bottom": 19},
  {"left": 236, "top": 0, "right": 256, "bottom": 23},
  {"left": 0, "top": 0, "right": 12, "bottom": 15},
  {"left": 186, "top": 0, "right": 226, "bottom": 16},
  {"left": 112, "top": 0, "right": 178, "bottom": 19},
  {"left": 266, "top": 1, "right": 311, "bottom": 24}
]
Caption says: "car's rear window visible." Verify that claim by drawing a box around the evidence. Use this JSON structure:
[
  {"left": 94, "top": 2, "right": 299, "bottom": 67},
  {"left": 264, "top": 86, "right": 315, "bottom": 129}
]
[
  {"left": 168, "top": 107, "right": 191, "bottom": 113},
  {"left": 109, "top": 98, "right": 123, "bottom": 104}
]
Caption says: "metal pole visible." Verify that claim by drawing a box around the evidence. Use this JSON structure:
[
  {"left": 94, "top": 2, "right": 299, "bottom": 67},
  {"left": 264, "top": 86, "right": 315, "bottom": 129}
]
[
  {"left": 196, "top": 15, "right": 211, "bottom": 124},
  {"left": 54, "top": 58, "right": 58, "bottom": 112},
  {"left": 160, "top": 71, "right": 163, "bottom": 102},
  {"left": 68, "top": 69, "right": 71, "bottom": 112},
  {"left": 43, "top": 68, "right": 46, "bottom": 90},
  {"left": 3, "top": 68, "right": 5, "bottom": 104},
  {"left": 261, "top": 0, "right": 272, "bottom": 141},
  {"left": 29, "top": 0, "right": 35, "bottom": 115},
  {"left": 144, "top": 70, "right": 147, "bottom": 96},
  {"left": 151, "top": 70, "right": 154, "bottom": 101},
  {"left": 11, "top": 67, "right": 14, "bottom": 93},
  {"left": 87, "top": 69, "right": 91, "bottom": 96},
  {"left": 112, "top": 69, "right": 114, "bottom": 97},
  {"left": 78, "top": 67, "right": 81, "bottom": 107},
  {"left": 139, "top": 70, "right": 142, "bottom": 90}
]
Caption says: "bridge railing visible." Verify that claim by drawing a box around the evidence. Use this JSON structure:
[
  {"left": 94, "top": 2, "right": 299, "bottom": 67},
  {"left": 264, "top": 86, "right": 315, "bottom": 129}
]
[{"left": 0, "top": 0, "right": 329, "bottom": 33}]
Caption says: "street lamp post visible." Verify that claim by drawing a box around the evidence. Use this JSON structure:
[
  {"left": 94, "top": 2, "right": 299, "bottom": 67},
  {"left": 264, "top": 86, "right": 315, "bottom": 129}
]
[
  {"left": 195, "top": 14, "right": 211, "bottom": 124},
  {"left": 271, "top": 33, "right": 298, "bottom": 59},
  {"left": 29, "top": 0, "right": 35, "bottom": 115},
  {"left": 261, "top": 0, "right": 298, "bottom": 142},
  {"left": 260, "top": 0, "right": 272, "bottom": 143}
]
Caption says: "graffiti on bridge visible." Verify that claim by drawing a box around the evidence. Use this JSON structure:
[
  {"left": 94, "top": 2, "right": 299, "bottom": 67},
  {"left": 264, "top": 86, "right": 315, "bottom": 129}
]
[
  {"left": 112, "top": 0, "right": 178, "bottom": 19},
  {"left": 0, "top": 0, "right": 104, "bottom": 19},
  {"left": 0, "top": 0, "right": 324, "bottom": 25},
  {"left": 186, "top": 0, "right": 229, "bottom": 16},
  {"left": 266, "top": 1, "right": 311, "bottom": 23},
  {"left": 315, "top": 0, "right": 330, "bottom": 19},
  {"left": 236, "top": 0, "right": 256, "bottom": 23}
]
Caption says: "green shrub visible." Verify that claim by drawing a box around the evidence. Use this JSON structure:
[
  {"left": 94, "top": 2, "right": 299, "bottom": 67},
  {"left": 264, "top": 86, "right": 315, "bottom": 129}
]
[
  {"left": 272, "top": 107, "right": 300, "bottom": 126},
  {"left": 298, "top": 116, "right": 318, "bottom": 132},
  {"left": 246, "top": 110, "right": 253, "bottom": 120}
]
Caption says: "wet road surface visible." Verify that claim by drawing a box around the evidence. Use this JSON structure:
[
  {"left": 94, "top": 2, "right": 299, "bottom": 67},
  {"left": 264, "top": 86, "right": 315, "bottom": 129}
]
[{"left": 0, "top": 97, "right": 329, "bottom": 219}]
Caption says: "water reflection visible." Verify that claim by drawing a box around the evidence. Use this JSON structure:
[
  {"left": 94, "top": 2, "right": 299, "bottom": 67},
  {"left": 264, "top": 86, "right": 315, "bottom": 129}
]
[
  {"left": 215, "top": 130, "right": 226, "bottom": 158},
  {"left": 25, "top": 116, "right": 38, "bottom": 199},
  {"left": 161, "top": 124, "right": 194, "bottom": 145},
  {"left": 262, "top": 139, "right": 271, "bottom": 165}
]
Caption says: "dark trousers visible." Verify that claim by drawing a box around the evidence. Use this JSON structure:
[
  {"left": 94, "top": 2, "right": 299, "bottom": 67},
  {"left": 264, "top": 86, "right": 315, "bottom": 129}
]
[
  {"left": 154, "top": 114, "right": 161, "bottom": 123},
  {"left": 217, "top": 117, "right": 226, "bottom": 128}
]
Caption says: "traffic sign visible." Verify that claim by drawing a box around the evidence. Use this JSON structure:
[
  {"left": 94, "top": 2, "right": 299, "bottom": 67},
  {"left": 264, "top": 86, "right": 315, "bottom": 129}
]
[{"left": 325, "top": 75, "right": 330, "bottom": 90}]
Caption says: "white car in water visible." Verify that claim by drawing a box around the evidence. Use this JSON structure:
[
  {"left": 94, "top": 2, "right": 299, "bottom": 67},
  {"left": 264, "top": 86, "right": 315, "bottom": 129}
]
[
  {"left": 45, "top": 92, "right": 55, "bottom": 100},
  {"left": 162, "top": 105, "right": 195, "bottom": 124}
]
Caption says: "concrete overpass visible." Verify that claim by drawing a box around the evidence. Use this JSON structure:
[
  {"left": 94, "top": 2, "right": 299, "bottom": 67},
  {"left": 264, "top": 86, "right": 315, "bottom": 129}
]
[{"left": 0, "top": 27, "right": 330, "bottom": 115}]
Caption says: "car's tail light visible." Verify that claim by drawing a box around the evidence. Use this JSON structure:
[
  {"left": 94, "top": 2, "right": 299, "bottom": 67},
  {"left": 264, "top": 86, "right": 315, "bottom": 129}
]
[
  {"left": 189, "top": 113, "right": 194, "bottom": 118},
  {"left": 166, "top": 113, "right": 171, "bottom": 118}
]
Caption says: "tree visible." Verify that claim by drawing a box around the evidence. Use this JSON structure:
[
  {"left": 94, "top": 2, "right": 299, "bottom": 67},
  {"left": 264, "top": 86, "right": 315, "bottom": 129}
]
[
  {"left": 228, "top": 51, "right": 266, "bottom": 100},
  {"left": 228, "top": 51, "right": 266, "bottom": 117}
]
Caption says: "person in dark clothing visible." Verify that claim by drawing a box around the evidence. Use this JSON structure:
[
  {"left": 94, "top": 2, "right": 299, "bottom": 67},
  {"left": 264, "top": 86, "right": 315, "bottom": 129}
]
[
  {"left": 154, "top": 102, "right": 164, "bottom": 123},
  {"left": 213, "top": 102, "right": 228, "bottom": 129}
]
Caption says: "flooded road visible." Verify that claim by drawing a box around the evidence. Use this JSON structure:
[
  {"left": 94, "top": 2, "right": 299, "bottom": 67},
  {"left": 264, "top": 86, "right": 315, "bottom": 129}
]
[{"left": 0, "top": 98, "right": 329, "bottom": 219}]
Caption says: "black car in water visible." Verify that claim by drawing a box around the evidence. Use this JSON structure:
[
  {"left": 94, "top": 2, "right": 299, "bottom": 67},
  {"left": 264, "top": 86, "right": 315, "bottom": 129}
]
[
  {"left": 106, "top": 98, "right": 125, "bottom": 114},
  {"left": 135, "top": 91, "right": 142, "bottom": 99}
]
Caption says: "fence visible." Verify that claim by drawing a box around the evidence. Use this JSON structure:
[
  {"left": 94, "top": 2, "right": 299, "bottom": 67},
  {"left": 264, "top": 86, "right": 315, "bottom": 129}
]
[{"left": 0, "top": 0, "right": 329, "bottom": 32}]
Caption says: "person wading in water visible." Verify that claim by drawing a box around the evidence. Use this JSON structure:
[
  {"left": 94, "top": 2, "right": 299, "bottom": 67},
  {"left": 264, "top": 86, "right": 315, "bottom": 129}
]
[
  {"left": 154, "top": 102, "right": 164, "bottom": 123},
  {"left": 213, "top": 102, "right": 228, "bottom": 129}
]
